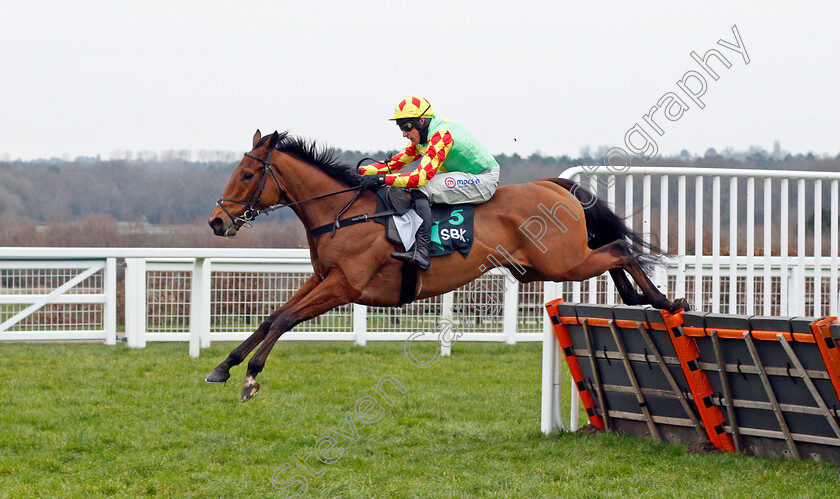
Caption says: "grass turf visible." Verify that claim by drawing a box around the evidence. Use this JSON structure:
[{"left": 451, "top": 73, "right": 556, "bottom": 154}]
[{"left": 0, "top": 341, "right": 838, "bottom": 497}]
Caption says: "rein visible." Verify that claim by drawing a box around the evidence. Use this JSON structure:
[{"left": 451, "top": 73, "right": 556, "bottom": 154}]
[{"left": 215, "top": 149, "right": 370, "bottom": 233}]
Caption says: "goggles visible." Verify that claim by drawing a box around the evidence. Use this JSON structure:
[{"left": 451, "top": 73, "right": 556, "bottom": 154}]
[{"left": 397, "top": 120, "right": 415, "bottom": 132}]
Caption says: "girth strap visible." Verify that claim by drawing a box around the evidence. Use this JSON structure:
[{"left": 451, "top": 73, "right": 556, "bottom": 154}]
[
  {"left": 304, "top": 207, "right": 420, "bottom": 305},
  {"left": 306, "top": 210, "right": 399, "bottom": 238}
]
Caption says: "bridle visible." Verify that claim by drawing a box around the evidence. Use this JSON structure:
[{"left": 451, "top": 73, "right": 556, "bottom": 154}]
[
  {"left": 215, "top": 148, "right": 364, "bottom": 229},
  {"left": 216, "top": 150, "right": 285, "bottom": 228}
]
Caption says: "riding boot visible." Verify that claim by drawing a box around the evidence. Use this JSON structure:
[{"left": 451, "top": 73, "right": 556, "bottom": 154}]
[{"left": 391, "top": 191, "right": 432, "bottom": 271}]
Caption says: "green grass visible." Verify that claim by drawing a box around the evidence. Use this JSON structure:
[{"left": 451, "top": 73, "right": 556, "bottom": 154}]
[{"left": 0, "top": 341, "right": 838, "bottom": 497}]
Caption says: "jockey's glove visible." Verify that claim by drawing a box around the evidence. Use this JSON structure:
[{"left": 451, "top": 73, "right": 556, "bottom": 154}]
[{"left": 359, "top": 175, "right": 386, "bottom": 191}]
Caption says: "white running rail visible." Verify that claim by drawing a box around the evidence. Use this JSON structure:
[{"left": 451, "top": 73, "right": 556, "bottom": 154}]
[
  {"left": 541, "top": 166, "right": 840, "bottom": 434},
  {"left": 0, "top": 248, "right": 544, "bottom": 357}
]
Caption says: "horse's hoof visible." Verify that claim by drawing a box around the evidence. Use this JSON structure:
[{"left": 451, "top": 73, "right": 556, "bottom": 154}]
[
  {"left": 205, "top": 366, "right": 231, "bottom": 384},
  {"left": 672, "top": 297, "right": 692, "bottom": 312},
  {"left": 241, "top": 382, "right": 260, "bottom": 402}
]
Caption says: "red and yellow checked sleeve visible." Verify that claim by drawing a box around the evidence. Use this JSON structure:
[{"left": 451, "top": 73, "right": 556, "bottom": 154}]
[
  {"left": 383, "top": 130, "right": 454, "bottom": 188},
  {"left": 359, "top": 143, "right": 422, "bottom": 175}
]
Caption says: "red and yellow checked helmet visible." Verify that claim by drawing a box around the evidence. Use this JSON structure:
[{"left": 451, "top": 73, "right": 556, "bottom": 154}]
[{"left": 390, "top": 96, "right": 434, "bottom": 120}]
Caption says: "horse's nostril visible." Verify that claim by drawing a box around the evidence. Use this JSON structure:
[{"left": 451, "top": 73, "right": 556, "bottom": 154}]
[{"left": 209, "top": 217, "right": 224, "bottom": 233}]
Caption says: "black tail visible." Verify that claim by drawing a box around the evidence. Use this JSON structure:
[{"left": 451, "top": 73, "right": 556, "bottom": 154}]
[{"left": 545, "top": 178, "right": 668, "bottom": 268}]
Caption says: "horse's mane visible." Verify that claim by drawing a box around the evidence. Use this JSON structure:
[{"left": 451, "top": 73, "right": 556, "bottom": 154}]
[{"left": 261, "top": 131, "right": 362, "bottom": 186}]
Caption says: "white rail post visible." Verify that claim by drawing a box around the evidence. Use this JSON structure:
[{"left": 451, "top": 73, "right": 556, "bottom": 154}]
[
  {"left": 712, "top": 176, "right": 721, "bottom": 313},
  {"left": 729, "top": 177, "right": 738, "bottom": 314},
  {"left": 189, "top": 257, "right": 212, "bottom": 357},
  {"left": 797, "top": 179, "right": 806, "bottom": 316},
  {"left": 565, "top": 339, "right": 576, "bottom": 431},
  {"left": 123, "top": 258, "right": 136, "bottom": 347},
  {"left": 353, "top": 304, "right": 367, "bottom": 346},
  {"left": 677, "top": 175, "right": 687, "bottom": 302},
  {"left": 814, "top": 180, "right": 823, "bottom": 316},
  {"left": 656, "top": 175, "right": 669, "bottom": 295},
  {"left": 695, "top": 176, "right": 704, "bottom": 310},
  {"left": 831, "top": 180, "right": 838, "bottom": 317},
  {"left": 746, "top": 178, "right": 755, "bottom": 315},
  {"left": 541, "top": 281, "right": 558, "bottom": 434},
  {"left": 763, "top": 178, "right": 773, "bottom": 315},
  {"left": 780, "top": 178, "right": 790, "bottom": 315},
  {"left": 124, "top": 258, "right": 147, "bottom": 348},
  {"left": 440, "top": 291, "right": 454, "bottom": 357},
  {"left": 606, "top": 174, "right": 617, "bottom": 304},
  {"left": 104, "top": 257, "right": 117, "bottom": 345},
  {"left": 648, "top": 175, "right": 652, "bottom": 298},
  {"left": 503, "top": 275, "right": 519, "bottom": 345},
  {"left": 590, "top": 175, "right": 603, "bottom": 304},
  {"left": 643, "top": 174, "right": 652, "bottom": 257}
]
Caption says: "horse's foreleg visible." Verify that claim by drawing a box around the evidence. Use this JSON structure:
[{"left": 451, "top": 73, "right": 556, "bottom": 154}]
[
  {"left": 205, "top": 274, "right": 322, "bottom": 384},
  {"left": 241, "top": 270, "right": 354, "bottom": 402}
]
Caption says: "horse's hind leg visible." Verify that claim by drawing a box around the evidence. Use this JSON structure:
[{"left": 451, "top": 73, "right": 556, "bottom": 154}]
[
  {"left": 557, "top": 240, "right": 683, "bottom": 312},
  {"left": 606, "top": 241, "right": 688, "bottom": 311},
  {"left": 608, "top": 269, "right": 646, "bottom": 305},
  {"left": 610, "top": 244, "right": 690, "bottom": 311},
  {"left": 205, "top": 274, "right": 321, "bottom": 384},
  {"left": 608, "top": 268, "right": 691, "bottom": 311}
]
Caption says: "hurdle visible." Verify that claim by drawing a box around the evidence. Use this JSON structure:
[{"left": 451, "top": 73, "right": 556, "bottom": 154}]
[{"left": 545, "top": 301, "right": 840, "bottom": 462}]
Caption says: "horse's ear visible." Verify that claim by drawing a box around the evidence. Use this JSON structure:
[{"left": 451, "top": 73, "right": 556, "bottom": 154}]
[
  {"left": 252, "top": 129, "right": 262, "bottom": 148},
  {"left": 268, "top": 130, "right": 280, "bottom": 149}
]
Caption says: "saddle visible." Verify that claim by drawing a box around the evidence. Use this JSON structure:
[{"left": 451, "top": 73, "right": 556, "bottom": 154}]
[
  {"left": 373, "top": 187, "right": 413, "bottom": 244},
  {"left": 373, "top": 187, "right": 474, "bottom": 258}
]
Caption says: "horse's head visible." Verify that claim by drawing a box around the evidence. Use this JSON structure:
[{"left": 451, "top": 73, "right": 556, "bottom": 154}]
[{"left": 209, "top": 129, "right": 289, "bottom": 236}]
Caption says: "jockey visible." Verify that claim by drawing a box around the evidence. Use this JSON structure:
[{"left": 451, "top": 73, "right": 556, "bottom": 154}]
[{"left": 359, "top": 95, "right": 500, "bottom": 270}]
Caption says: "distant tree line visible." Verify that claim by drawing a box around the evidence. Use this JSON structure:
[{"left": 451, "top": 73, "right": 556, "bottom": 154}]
[{"left": 1, "top": 145, "right": 838, "bottom": 248}]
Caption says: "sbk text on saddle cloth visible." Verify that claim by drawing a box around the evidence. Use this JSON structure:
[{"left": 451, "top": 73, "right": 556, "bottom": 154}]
[{"left": 430, "top": 205, "right": 474, "bottom": 257}]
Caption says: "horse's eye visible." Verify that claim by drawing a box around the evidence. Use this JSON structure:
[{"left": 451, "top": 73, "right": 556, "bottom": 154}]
[{"left": 243, "top": 172, "right": 255, "bottom": 181}]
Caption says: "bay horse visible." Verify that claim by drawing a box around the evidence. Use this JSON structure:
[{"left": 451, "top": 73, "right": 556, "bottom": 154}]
[{"left": 206, "top": 130, "right": 687, "bottom": 402}]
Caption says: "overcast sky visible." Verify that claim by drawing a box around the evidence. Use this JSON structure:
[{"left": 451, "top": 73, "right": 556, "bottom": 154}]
[{"left": 1, "top": 1, "right": 837, "bottom": 161}]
